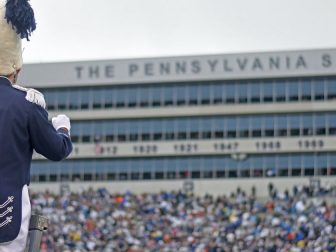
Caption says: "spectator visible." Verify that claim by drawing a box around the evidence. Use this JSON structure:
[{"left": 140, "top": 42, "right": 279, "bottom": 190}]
[{"left": 30, "top": 184, "right": 336, "bottom": 252}]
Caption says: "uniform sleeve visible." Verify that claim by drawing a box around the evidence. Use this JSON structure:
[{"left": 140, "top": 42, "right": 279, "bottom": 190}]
[{"left": 28, "top": 104, "right": 73, "bottom": 161}]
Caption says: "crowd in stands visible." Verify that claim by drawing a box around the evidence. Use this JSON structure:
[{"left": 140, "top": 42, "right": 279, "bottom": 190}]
[{"left": 30, "top": 183, "right": 336, "bottom": 252}]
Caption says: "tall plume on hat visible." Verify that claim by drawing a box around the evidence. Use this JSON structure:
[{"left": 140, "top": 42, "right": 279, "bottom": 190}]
[{"left": 0, "top": 0, "right": 36, "bottom": 76}]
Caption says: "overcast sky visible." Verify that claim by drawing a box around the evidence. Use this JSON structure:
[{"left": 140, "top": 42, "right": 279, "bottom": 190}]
[{"left": 22, "top": 0, "right": 336, "bottom": 63}]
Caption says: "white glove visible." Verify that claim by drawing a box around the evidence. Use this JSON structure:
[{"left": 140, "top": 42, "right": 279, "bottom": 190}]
[{"left": 52, "top": 114, "right": 71, "bottom": 131}]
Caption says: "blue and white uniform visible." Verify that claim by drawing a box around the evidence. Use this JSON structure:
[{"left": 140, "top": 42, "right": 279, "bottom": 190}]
[{"left": 0, "top": 76, "right": 72, "bottom": 251}]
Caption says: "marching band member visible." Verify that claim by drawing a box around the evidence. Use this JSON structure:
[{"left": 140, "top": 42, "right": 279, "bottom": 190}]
[{"left": 0, "top": 0, "right": 73, "bottom": 251}]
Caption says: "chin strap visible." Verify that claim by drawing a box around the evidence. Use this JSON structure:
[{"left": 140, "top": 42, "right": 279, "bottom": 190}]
[
  {"left": 12, "top": 64, "right": 17, "bottom": 84},
  {"left": 12, "top": 73, "right": 17, "bottom": 84}
]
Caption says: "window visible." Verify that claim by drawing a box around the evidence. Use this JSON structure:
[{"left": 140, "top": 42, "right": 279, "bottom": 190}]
[
  {"left": 117, "top": 121, "right": 128, "bottom": 142},
  {"left": 176, "top": 119, "right": 188, "bottom": 140},
  {"left": 315, "top": 114, "right": 326, "bottom": 135},
  {"left": 276, "top": 115, "right": 287, "bottom": 137},
  {"left": 68, "top": 89, "right": 80, "bottom": 110},
  {"left": 226, "top": 117, "right": 236, "bottom": 138},
  {"left": 214, "top": 157, "right": 226, "bottom": 178},
  {"left": 82, "top": 161, "right": 94, "bottom": 181},
  {"left": 116, "top": 88, "right": 127, "bottom": 108},
  {"left": 129, "top": 120, "right": 139, "bottom": 142},
  {"left": 313, "top": 79, "right": 325, "bottom": 100},
  {"left": 250, "top": 117, "right": 262, "bottom": 137},
  {"left": 188, "top": 85, "right": 199, "bottom": 105},
  {"left": 143, "top": 160, "right": 154, "bottom": 180},
  {"left": 225, "top": 84, "right": 235, "bottom": 104},
  {"left": 186, "top": 157, "right": 201, "bottom": 179},
  {"left": 251, "top": 156, "right": 263, "bottom": 177},
  {"left": 163, "top": 120, "right": 175, "bottom": 140},
  {"left": 316, "top": 154, "right": 328, "bottom": 176},
  {"left": 100, "top": 160, "right": 110, "bottom": 181},
  {"left": 288, "top": 81, "right": 299, "bottom": 101},
  {"left": 127, "top": 87, "right": 137, "bottom": 107},
  {"left": 238, "top": 117, "right": 249, "bottom": 138},
  {"left": 163, "top": 86, "right": 174, "bottom": 106},
  {"left": 139, "top": 121, "right": 151, "bottom": 141},
  {"left": 202, "top": 158, "right": 214, "bottom": 178},
  {"left": 200, "top": 85, "right": 211, "bottom": 105},
  {"left": 301, "top": 115, "right": 313, "bottom": 136},
  {"left": 41, "top": 77, "right": 335, "bottom": 114},
  {"left": 151, "top": 86, "right": 162, "bottom": 107},
  {"left": 57, "top": 89, "right": 68, "bottom": 110},
  {"left": 212, "top": 84, "right": 224, "bottom": 104},
  {"left": 80, "top": 90, "right": 90, "bottom": 109},
  {"left": 303, "top": 155, "right": 314, "bottom": 176},
  {"left": 166, "top": 159, "right": 177, "bottom": 179},
  {"left": 237, "top": 82, "right": 248, "bottom": 103},
  {"left": 278, "top": 156, "right": 289, "bottom": 177},
  {"left": 44, "top": 90, "right": 56, "bottom": 110},
  {"left": 92, "top": 88, "right": 103, "bottom": 109},
  {"left": 104, "top": 121, "right": 115, "bottom": 142},
  {"left": 328, "top": 114, "right": 336, "bottom": 135},
  {"left": 32, "top": 151, "right": 334, "bottom": 183},
  {"left": 189, "top": 118, "right": 200, "bottom": 140},
  {"left": 264, "top": 156, "right": 276, "bottom": 177},
  {"left": 262, "top": 82, "right": 273, "bottom": 102},
  {"left": 69, "top": 113, "right": 331, "bottom": 145},
  {"left": 290, "top": 155, "right": 302, "bottom": 176},
  {"left": 104, "top": 89, "right": 114, "bottom": 108},
  {"left": 152, "top": 120, "right": 163, "bottom": 141},
  {"left": 250, "top": 82, "right": 261, "bottom": 103},
  {"left": 138, "top": 87, "right": 149, "bottom": 107},
  {"left": 213, "top": 118, "right": 225, "bottom": 138},
  {"left": 300, "top": 80, "right": 312, "bottom": 101},
  {"left": 177, "top": 159, "right": 190, "bottom": 179},
  {"left": 288, "top": 115, "right": 300, "bottom": 136},
  {"left": 239, "top": 158, "right": 251, "bottom": 177},
  {"left": 93, "top": 123, "right": 104, "bottom": 143},
  {"left": 200, "top": 118, "right": 212, "bottom": 139},
  {"left": 263, "top": 116, "right": 275, "bottom": 137},
  {"left": 81, "top": 122, "right": 93, "bottom": 143},
  {"left": 175, "top": 85, "right": 187, "bottom": 106},
  {"left": 326, "top": 79, "right": 336, "bottom": 99},
  {"left": 275, "top": 82, "right": 286, "bottom": 102}
]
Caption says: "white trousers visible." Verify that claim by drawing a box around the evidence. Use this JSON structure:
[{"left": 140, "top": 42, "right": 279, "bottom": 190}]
[{"left": 0, "top": 185, "right": 31, "bottom": 252}]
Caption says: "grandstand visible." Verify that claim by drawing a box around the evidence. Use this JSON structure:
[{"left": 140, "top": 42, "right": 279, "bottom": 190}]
[{"left": 20, "top": 48, "right": 336, "bottom": 195}]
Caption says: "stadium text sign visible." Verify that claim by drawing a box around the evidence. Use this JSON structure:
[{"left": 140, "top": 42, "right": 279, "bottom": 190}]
[
  {"left": 74, "top": 55, "right": 314, "bottom": 79},
  {"left": 21, "top": 49, "right": 336, "bottom": 87}
]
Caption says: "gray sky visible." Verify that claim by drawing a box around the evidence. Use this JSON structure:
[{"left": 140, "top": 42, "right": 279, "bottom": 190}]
[{"left": 23, "top": 0, "right": 336, "bottom": 63}]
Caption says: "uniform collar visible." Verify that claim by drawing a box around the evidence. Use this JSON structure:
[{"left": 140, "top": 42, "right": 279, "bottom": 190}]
[{"left": 0, "top": 76, "right": 13, "bottom": 86}]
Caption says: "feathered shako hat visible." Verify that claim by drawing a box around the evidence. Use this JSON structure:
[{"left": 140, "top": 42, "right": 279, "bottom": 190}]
[{"left": 0, "top": 0, "right": 36, "bottom": 76}]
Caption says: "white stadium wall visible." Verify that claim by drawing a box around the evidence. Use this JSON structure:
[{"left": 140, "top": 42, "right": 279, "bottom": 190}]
[{"left": 30, "top": 177, "right": 336, "bottom": 198}]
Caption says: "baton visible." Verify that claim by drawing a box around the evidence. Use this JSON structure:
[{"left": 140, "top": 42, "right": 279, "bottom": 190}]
[{"left": 26, "top": 214, "right": 49, "bottom": 252}]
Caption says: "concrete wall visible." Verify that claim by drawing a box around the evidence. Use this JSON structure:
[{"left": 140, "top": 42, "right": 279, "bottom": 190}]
[
  {"left": 29, "top": 177, "right": 336, "bottom": 198},
  {"left": 48, "top": 101, "right": 336, "bottom": 120}
]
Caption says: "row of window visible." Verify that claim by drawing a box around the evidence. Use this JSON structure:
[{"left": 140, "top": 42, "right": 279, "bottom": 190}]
[
  {"left": 70, "top": 113, "right": 336, "bottom": 143},
  {"left": 41, "top": 77, "right": 336, "bottom": 111},
  {"left": 30, "top": 153, "right": 336, "bottom": 182}
]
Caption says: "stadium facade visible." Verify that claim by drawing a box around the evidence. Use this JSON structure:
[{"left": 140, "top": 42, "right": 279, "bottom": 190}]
[{"left": 20, "top": 49, "right": 336, "bottom": 186}]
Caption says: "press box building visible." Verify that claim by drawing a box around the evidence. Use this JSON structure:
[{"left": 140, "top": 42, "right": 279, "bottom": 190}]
[{"left": 20, "top": 49, "right": 336, "bottom": 186}]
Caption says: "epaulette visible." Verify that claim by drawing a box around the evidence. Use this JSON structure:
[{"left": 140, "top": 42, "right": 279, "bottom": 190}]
[{"left": 12, "top": 84, "right": 46, "bottom": 109}]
